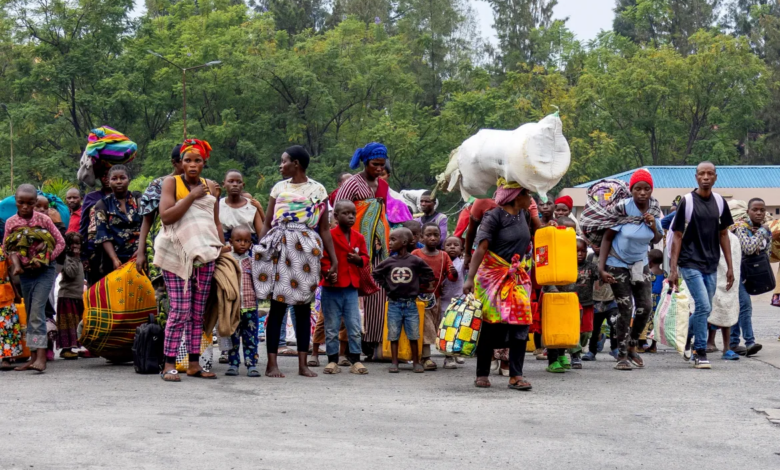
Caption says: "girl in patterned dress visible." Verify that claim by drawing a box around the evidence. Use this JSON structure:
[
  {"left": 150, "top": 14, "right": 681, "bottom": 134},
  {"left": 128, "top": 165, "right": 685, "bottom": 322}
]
[{"left": 0, "top": 245, "right": 22, "bottom": 370}]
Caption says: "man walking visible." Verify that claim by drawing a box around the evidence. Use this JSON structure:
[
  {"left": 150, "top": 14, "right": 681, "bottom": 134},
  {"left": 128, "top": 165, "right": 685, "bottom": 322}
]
[{"left": 668, "top": 162, "right": 735, "bottom": 370}]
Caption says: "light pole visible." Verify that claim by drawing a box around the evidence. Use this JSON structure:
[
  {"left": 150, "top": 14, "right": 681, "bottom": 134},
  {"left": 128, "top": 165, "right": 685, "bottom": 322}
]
[
  {"left": 1, "top": 103, "right": 13, "bottom": 191},
  {"left": 147, "top": 51, "right": 222, "bottom": 140}
]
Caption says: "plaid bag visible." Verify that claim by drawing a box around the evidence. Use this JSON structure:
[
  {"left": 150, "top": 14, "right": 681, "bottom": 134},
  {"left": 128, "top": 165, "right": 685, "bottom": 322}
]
[{"left": 436, "top": 294, "right": 483, "bottom": 358}]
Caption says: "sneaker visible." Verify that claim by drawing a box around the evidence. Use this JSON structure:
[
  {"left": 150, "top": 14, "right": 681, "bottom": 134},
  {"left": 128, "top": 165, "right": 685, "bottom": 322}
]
[
  {"left": 557, "top": 355, "right": 571, "bottom": 370},
  {"left": 455, "top": 357, "right": 465, "bottom": 365},
  {"left": 746, "top": 343, "right": 763, "bottom": 357},
  {"left": 443, "top": 357, "right": 457, "bottom": 369},
  {"left": 683, "top": 345, "right": 692, "bottom": 362},
  {"left": 694, "top": 355, "right": 711, "bottom": 369},
  {"left": 722, "top": 350, "right": 739, "bottom": 361},
  {"left": 571, "top": 356, "right": 582, "bottom": 369},
  {"left": 536, "top": 348, "right": 548, "bottom": 360},
  {"left": 609, "top": 349, "right": 620, "bottom": 361},
  {"left": 582, "top": 352, "right": 596, "bottom": 361},
  {"left": 732, "top": 345, "right": 747, "bottom": 356}
]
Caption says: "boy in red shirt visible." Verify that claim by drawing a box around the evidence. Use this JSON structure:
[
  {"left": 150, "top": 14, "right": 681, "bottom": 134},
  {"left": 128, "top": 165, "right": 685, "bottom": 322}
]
[
  {"left": 413, "top": 223, "right": 458, "bottom": 371},
  {"left": 320, "top": 201, "right": 370, "bottom": 375}
]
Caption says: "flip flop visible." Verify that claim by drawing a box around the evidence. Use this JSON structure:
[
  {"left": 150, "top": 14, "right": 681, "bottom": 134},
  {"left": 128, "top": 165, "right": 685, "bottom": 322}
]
[
  {"left": 475, "top": 377, "right": 491, "bottom": 388},
  {"left": 247, "top": 367, "right": 261, "bottom": 377},
  {"left": 161, "top": 370, "right": 180, "bottom": 382},
  {"left": 225, "top": 366, "right": 239, "bottom": 376},
  {"left": 278, "top": 348, "right": 298, "bottom": 357},
  {"left": 388, "top": 365, "right": 400, "bottom": 373},
  {"left": 508, "top": 378, "right": 532, "bottom": 391},
  {"left": 307, "top": 357, "right": 320, "bottom": 367},
  {"left": 187, "top": 370, "right": 217, "bottom": 379}
]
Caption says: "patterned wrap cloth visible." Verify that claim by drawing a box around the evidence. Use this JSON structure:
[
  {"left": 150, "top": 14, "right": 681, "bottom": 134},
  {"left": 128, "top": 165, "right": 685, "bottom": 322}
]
[
  {"left": 253, "top": 192, "right": 325, "bottom": 305},
  {"left": 80, "top": 260, "right": 157, "bottom": 362},
  {"left": 4, "top": 226, "right": 58, "bottom": 267},
  {"left": 474, "top": 251, "right": 532, "bottom": 325}
]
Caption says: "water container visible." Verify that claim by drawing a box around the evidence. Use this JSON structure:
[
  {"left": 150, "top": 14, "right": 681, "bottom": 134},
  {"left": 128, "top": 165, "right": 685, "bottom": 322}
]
[
  {"left": 541, "top": 292, "right": 580, "bottom": 348},
  {"left": 534, "top": 226, "right": 577, "bottom": 286}
]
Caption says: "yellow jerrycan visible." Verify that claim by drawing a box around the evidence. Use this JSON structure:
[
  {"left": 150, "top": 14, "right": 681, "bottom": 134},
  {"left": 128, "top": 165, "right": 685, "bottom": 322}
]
[
  {"left": 534, "top": 226, "right": 577, "bottom": 286},
  {"left": 541, "top": 292, "right": 580, "bottom": 349}
]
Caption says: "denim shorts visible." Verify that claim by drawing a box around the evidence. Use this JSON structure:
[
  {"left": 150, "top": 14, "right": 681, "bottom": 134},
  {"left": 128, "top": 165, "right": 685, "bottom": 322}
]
[{"left": 386, "top": 299, "right": 420, "bottom": 342}]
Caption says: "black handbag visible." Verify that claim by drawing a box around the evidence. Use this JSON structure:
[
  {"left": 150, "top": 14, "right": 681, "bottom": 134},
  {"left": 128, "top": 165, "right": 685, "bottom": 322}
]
[{"left": 741, "top": 252, "right": 775, "bottom": 295}]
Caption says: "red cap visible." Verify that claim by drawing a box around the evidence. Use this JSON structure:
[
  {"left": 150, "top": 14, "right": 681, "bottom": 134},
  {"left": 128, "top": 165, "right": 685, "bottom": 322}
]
[
  {"left": 629, "top": 168, "right": 653, "bottom": 190},
  {"left": 554, "top": 195, "right": 573, "bottom": 211}
]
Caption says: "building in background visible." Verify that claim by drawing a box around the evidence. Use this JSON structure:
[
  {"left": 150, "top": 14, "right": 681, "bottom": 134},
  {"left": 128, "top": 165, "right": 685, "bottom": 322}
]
[{"left": 559, "top": 166, "right": 780, "bottom": 216}]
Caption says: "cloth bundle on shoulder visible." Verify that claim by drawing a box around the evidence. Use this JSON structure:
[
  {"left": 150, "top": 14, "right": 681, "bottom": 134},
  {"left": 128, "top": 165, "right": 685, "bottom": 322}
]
[
  {"left": 438, "top": 112, "right": 570, "bottom": 202},
  {"left": 580, "top": 178, "right": 663, "bottom": 247}
]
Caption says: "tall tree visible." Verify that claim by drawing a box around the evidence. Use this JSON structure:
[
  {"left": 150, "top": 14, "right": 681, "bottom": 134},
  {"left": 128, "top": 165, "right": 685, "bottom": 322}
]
[{"left": 489, "top": 0, "right": 557, "bottom": 70}]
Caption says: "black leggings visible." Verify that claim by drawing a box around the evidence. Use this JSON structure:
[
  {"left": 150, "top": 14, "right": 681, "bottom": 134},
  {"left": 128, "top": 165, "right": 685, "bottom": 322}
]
[
  {"left": 588, "top": 307, "right": 618, "bottom": 354},
  {"left": 476, "top": 323, "right": 528, "bottom": 377},
  {"left": 265, "top": 300, "right": 312, "bottom": 354}
]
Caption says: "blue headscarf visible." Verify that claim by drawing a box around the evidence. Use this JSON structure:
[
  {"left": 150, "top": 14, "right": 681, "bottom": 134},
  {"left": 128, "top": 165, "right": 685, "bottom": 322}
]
[{"left": 350, "top": 142, "right": 387, "bottom": 170}]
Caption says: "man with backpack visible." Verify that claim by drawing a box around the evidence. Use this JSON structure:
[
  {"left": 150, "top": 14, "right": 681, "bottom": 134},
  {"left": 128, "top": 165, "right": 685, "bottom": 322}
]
[{"left": 668, "top": 162, "right": 735, "bottom": 370}]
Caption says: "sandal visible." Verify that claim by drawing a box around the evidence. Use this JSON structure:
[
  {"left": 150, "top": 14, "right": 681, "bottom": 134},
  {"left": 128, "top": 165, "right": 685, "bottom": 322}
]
[
  {"left": 161, "top": 369, "right": 180, "bottom": 382},
  {"left": 413, "top": 363, "right": 425, "bottom": 373},
  {"left": 307, "top": 356, "right": 320, "bottom": 367},
  {"left": 389, "top": 364, "right": 400, "bottom": 373},
  {"left": 247, "top": 367, "right": 261, "bottom": 377},
  {"left": 60, "top": 350, "right": 78, "bottom": 360},
  {"left": 338, "top": 357, "right": 351, "bottom": 366},
  {"left": 350, "top": 362, "right": 369, "bottom": 375},
  {"left": 323, "top": 362, "right": 341, "bottom": 374},
  {"left": 545, "top": 362, "right": 565, "bottom": 373},
  {"left": 278, "top": 348, "right": 298, "bottom": 357},
  {"left": 187, "top": 370, "right": 217, "bottom": 379},
  {"left": 475, "top": 377, "right": 491, "bottom": 388},
  {"left": 423, "top": 359, "right": 437, "bottom": 371},
  {"left": 508, "top": 377, "right": 532, "bottom": 391},
  {"left": 628, "top": 352, "right": 644, "bottom": 368},
  {"left": 614, "top": 359, "right": 633, "bottom": 371},
  {"left": 225, "top": 366, "right": 239, "bottom": 376}
]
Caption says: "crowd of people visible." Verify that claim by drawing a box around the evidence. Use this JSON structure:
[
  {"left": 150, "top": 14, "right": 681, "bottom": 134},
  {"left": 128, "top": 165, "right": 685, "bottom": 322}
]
[{"left": 0, "top": 126, "right": 777, "bottom": 391}]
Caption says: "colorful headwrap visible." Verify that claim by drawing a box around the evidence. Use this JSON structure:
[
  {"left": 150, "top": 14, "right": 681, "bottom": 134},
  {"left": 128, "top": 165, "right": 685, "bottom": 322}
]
[
  {"left": 494, "top": 177, "right": 524, "bottom": 206},
  {"left": 555, "top": 195, "right": 573, "bottom": 211},
  {"left": 85, "top": 126, "right": 138, "bottom": 165},
  {"left": 180, "top": 139, "right": 212, "bottom": 160},
  {"left": 629, "top": 168, "right": 653, "bottom": 190},
  {"left": 350, "top": 142, "right": 387, "bottom": 170}
]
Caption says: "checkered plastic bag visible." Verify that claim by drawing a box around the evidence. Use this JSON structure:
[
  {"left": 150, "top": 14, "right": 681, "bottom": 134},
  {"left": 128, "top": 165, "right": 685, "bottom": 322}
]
[{"left": 436, "top": 295, "right": 483, "bottom": 358}]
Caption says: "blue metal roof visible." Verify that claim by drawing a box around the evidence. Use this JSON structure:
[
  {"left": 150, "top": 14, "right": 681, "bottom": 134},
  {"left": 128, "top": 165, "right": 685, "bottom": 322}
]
[{"left": 575, "top": 166, "right": 780, "bottom": 189}]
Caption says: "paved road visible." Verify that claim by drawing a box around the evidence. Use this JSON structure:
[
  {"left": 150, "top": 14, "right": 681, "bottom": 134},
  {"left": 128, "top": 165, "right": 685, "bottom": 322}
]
[{"left": 2, "top": 303, "right": 780, "bottom": 469}]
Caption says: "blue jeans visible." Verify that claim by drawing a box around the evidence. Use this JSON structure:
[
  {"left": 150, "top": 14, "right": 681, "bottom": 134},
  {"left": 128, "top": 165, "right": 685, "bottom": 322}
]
[
  {"left": 731, "top": 283, "right": 756, "bottom": 348},
  {"left": 386, "top": 299, "right": 420, "bottom": 342},
  {"left": 680, "top": 267, "right": 717, "bottom": 353},
  {"left": 19, "top": 265, "right": 57, "bottom": 350},
  {"left": 321, "top": 287, "right": 361, "bottom": 361}
]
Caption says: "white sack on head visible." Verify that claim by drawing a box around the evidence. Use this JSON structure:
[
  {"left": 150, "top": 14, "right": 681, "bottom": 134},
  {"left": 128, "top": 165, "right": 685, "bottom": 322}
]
[
  {"left": 437, "top": 113, "right": 570, "bottom": 203},
  {"left": 400, "top": 189, "right": 437, "bottom": 214}
]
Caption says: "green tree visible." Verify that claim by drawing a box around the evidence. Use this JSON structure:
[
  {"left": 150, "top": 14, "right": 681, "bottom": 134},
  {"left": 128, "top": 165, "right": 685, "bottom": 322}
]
[{"left": 488, "top": 0, "right": 557, "bottom": 70}]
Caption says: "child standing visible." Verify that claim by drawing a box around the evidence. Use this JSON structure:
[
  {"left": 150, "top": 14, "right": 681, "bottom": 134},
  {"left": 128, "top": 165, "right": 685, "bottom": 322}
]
[
  {"left": 226, "top": 226, "right": 260, "bottom": 377},
  {"left": 373, "top": 228, "right": 435, "bottom": 373},
  {"left": 413, "top": 223, "right": 458, "bottom": 371},
  {"left": 440, "top": 236, "right": 466, "bottom": 369},
  {"left": 570, "top": 238, "right": 599, "bottom": 369},
  {"left": 319, "top": 200, "right": 370, "bottom": 375},
  {"left": 639, "top": 249, "right": 664, "bottom": 353},
  {"left": 4, "top": 184, "right": 66, "bottom": 372},
  {"left": 56, "top": 232, "right": 85, "bottom": 360},
  {"left": 0, "top": 245, "right": 22, "bottom": 370},
  {"left": 544, "top": 217, "right": 577, "bottom": 373}
]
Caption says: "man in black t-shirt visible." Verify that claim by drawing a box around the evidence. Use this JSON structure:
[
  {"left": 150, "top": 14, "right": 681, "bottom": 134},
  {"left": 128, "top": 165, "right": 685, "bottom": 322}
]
[{"left": 668, "top": 162, "right": 735, "bottom": 370}]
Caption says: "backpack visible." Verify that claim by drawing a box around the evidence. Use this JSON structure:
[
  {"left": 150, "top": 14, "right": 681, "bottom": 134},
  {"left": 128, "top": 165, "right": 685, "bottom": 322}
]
[
  {"left": 664, "top": 192, "right": 724, "bottom": 273},
  {"left": 132, "top": 315, "right": 164, "bottom": 374}
]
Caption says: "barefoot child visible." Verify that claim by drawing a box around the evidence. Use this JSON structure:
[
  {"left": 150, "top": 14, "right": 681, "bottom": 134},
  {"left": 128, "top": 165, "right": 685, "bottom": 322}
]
[
  {"left": 372, "top": 228, "right": 434, "bottom": 373},
  {"left": 440, "top": 236, "right": 466, "bottom": 368},
  {"left": 56, "top": 232, "right": 85, "bottom": 360},
  {"left": 571, "top": 238, "right": 599, "bottom": 369},
  {"left": 413, "top": 223, "right": 458, "bottom": 371},
  {"left": 319, "top": 200, "right": 370, "bottom": 375},
  {"left": 4, "top": 184, "right": 66, "bottom": 372},
  {"left": 226, "top": 226, "right": 261, "bottom": 377}
]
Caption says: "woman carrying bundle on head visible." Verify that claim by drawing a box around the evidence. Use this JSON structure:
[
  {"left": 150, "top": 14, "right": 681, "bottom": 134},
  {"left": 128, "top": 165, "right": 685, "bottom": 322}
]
[
  {"left": 254, "top": 145, "right": 338, "bottom": 378},
  {"left": 335, "top": 143, "right": 391, "bottom": 358},
  {"left": 154, "top": 139, "right": 225, "bottom": 382}
]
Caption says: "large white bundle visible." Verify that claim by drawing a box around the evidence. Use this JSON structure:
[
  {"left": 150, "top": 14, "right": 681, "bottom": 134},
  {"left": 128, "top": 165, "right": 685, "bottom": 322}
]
[
  {"left": 708, "top": 231, "right": 742, "bottom": 327},
  {"left": 439, "top": 113, "right": 570, "bottom": 202},
  {"left": 400, "top": 189, "right": 437, "bottom": 214}
]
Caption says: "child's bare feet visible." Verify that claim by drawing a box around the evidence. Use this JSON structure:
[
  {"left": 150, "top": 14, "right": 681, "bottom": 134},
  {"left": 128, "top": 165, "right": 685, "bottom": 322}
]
[
  {"left": 266, "top": 354, "right": 285, "bottom": 378},
  {"left": 298, "top": 353, "right": 318, "bottom": 377}
]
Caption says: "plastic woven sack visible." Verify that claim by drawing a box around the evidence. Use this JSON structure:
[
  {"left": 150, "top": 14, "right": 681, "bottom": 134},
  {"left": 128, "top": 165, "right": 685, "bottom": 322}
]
[
  {"left": 708, "top": 231, "right": 741, "bottom": 327},
  {"left": 436, "top": 295, "right": 483, "bottom": 358},
  {"left": 439, "top": 113, "right": 570, "bottom": 202},
  {"left": 653, "top": 281, "right": 690, "bottom": 354}
]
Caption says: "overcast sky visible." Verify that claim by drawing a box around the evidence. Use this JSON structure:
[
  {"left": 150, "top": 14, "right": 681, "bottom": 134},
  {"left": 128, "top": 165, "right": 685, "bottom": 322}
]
[{"left": 473, "top": 0, "right": 617, "bottom": 43}]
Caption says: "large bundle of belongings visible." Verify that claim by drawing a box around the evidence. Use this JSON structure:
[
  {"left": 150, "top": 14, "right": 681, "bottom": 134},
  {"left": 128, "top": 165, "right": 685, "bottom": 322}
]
[{"left": 437, "top": 112, "right": 571, "bottom": 202}]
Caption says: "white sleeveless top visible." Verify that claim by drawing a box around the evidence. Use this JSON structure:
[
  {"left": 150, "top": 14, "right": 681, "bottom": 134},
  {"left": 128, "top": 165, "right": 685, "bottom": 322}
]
[{"left": 219, "top": 197, "right": 258, "bottom": 233}]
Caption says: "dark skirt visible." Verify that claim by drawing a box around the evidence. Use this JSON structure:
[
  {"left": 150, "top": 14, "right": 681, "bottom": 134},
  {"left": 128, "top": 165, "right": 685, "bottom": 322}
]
[{"left": 56, "top": 297, "right": 84, "bottom": 349}]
